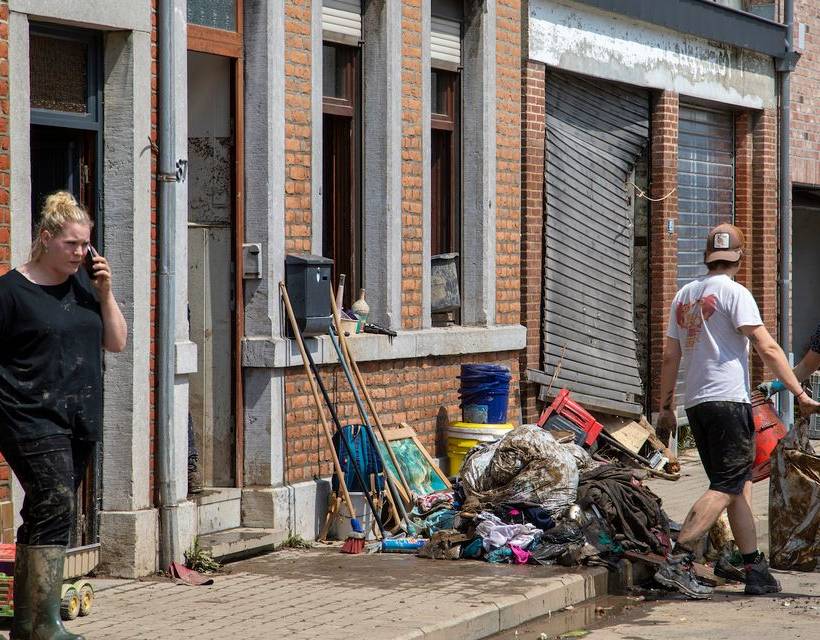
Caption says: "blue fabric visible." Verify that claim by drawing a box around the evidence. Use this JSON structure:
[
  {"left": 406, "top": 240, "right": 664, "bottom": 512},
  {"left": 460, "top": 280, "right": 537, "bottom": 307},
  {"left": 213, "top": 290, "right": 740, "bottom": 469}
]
[{"left": 332, "top": 424, "right": 384, "bottom": 493}]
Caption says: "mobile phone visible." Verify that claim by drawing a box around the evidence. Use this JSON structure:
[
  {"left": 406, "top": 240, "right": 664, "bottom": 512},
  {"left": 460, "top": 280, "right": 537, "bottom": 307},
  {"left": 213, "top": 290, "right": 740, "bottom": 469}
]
[{"left": 85, "top": 245, "right": 99, "bottom": 278}]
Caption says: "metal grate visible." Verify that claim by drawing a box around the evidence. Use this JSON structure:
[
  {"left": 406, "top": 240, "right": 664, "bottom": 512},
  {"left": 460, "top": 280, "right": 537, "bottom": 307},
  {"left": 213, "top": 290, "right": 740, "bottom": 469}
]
[
  {"left": 187, "top": 0, "right": 236, "bottom": 31},
  {"left": 30, "top": 35, "right": 87, "bottom": 113}
]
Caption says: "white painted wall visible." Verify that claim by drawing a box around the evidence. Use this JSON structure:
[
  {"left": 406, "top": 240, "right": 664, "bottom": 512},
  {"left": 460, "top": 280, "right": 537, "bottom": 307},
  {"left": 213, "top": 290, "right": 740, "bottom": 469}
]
[{"left": 528, "top": 0, "right": 777, "bottom": 109}]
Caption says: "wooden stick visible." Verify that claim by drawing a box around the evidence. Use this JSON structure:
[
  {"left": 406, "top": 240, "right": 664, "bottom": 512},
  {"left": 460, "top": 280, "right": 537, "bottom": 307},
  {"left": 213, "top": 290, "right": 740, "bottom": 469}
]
[
  {"left": 280, "top": 282, "right": 357, "bottom": 521},
  {"left": 329, "top": 286, "right": 413, "bottom": 497}
]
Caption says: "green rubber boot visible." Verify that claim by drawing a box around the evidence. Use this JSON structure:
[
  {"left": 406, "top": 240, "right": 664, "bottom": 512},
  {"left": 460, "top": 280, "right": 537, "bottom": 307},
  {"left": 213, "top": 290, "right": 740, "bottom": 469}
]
[
  {"left": 10, "top": 543, "right": 31, "bottom": 640},
  {"left": 28, "top": 546, "right": 84, "bottom": 640}
]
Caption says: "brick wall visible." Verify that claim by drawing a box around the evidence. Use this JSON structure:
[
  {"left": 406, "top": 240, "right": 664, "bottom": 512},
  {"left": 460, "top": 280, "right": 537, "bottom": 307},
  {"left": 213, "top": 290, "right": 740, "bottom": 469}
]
[
  {"left": 495, "top": 0, "right": 521, "bottom": 327},
  {"left": 751, "top": 108, "right": 780, "bottom": 383},
  {"left": 282, "top": 4, "right": 525, "bottom": 481},
  {"left": 400, "top": 0, "right": 423, "bottom": 329},
  {"left": 0, "top": 0, "right": 12, "bottom": 541},
  {"left": 284, "top": 352, "right": 521, "bottom": 483},
  {"left": 284, "top": 0, "right": 312, "bottom": 254},
  {"left": 791, "top": 0, "right": 820, "bottom": 186},
  {"left": 519, "top": 60, "right": 546, "bottom": 424},
  {"left": 648, "top": 91, "right": 679, "bottom": 413}
]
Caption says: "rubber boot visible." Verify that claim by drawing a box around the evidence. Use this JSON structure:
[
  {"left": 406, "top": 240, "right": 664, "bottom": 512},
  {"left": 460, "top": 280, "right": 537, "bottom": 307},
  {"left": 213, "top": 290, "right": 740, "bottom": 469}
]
[
  {"left": 10, "top": 543, "right": 31, "bottom": 640},
  {"left": 28, "top": 545, "right": 85, "bottom": 640}
]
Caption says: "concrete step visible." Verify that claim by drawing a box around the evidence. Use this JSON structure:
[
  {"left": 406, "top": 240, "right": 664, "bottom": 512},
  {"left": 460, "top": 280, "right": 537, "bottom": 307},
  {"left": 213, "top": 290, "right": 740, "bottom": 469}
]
[
  {"left": 198, "top": 527, "right": 288, "bottom": 562},
  {"left": 195, "top": 487, "right": 242, "bottom": 534}
]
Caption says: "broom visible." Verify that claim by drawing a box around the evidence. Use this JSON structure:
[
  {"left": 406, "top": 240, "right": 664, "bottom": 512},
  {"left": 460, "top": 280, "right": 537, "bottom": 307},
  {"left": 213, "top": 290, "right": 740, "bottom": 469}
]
[{"left": 280, "top": 283, "right": 383, "bottom": 552}]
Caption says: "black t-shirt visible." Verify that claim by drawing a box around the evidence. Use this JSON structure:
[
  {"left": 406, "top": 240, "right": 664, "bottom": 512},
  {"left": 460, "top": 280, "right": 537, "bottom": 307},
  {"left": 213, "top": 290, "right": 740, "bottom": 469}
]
[
  {"left": 0, "top": 268, "right": 103, "bottom": 442},
  {"left": 810, "top": 323, "right": 820, "bottom": 355}
]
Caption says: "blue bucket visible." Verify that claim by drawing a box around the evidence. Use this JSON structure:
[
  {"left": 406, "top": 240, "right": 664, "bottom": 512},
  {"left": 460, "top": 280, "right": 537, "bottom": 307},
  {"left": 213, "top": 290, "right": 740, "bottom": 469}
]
[{"left": 458, "top": 364, "right": 511, "bottom": 424}]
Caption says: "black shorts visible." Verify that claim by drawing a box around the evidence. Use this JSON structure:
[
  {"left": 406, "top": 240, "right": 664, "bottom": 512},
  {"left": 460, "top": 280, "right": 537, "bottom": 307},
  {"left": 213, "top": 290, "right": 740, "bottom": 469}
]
[{"left": 685, "top": 401, "right": 754, "bottom": 495}]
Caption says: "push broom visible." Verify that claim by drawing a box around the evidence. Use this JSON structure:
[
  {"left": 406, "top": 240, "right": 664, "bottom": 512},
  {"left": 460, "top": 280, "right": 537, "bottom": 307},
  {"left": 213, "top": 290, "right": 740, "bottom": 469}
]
[{"left": 280, "top": 282, "right": 385, "bottom": 552}]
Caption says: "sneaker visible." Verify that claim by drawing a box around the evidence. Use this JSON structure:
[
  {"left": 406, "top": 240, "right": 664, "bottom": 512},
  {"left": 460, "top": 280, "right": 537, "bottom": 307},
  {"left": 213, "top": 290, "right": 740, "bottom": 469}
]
[
  {"left": 714, "top": 554, "right": 746, "bottom": 583},
  {"left": 654, "top": 554, "right": 713, "bottom": 599},
  {"left": 744, "top": 554, "right": 782, "bottom": 595}
]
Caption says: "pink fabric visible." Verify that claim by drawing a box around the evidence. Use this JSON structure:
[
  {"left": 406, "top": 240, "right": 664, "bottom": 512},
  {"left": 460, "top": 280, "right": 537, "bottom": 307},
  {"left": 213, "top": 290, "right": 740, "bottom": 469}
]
[{"left": 509, "top": 545, "right": 531, "bottom": 565}]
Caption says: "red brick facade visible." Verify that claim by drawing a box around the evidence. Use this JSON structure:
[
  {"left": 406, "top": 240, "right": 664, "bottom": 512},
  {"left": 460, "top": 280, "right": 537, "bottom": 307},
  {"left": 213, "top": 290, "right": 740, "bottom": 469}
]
[
  {"left": 282, "top": 6, "right": 524, "bottom": 482},
  {"left": 751, "top": 109, "right": 780, "bottom": 382},
  {"left": 648, "top": 91, "right": 680, "bottom": 413},
  {"left": 0, "top": 0, "right": 12, "bottom": 539},
  {"left": 519, "top": 60, "right": 545, "bottom": 424},
  {"left": 790, "top": 0, "right": 820, "bottom": 186},
  {"left": 495, "top": 0, "right": 522, "bottom": 328},
  {"left": 285, "top": 352, "right": 521, "bottom": 483},
  {"left": 401, "top": 0, "right": 423, "bottom": 329}
]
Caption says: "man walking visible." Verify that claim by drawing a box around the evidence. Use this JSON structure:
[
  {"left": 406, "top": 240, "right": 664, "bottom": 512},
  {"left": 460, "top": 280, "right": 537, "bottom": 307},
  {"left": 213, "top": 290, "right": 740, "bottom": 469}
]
[{"left": 654, "top": 223, "right": 820, "bottom": 599}]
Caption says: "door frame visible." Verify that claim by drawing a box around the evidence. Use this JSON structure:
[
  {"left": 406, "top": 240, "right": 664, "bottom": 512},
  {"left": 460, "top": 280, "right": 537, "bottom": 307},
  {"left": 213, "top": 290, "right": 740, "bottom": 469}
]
[
  {"left": 28, "top": 22, "right": 104, "bottom": 546},
  {"left": 187, "top": 4, "right": 246, "bottom": 488}
]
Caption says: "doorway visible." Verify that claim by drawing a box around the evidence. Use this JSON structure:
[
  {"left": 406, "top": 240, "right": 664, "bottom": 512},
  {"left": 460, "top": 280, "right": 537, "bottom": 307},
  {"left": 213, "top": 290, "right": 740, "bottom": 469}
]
[
  {"left": 28, "top": 24, "right": 103, "bottom": 548},
  {"left": 187, "top": 50, "right": 238, "bottom": 489}
]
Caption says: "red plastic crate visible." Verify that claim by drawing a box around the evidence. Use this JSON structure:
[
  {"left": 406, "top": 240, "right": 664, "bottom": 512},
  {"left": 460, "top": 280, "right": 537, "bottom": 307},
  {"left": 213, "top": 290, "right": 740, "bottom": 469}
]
[{"left": 537, "top": 389, "right": 603, "bottom": 446}]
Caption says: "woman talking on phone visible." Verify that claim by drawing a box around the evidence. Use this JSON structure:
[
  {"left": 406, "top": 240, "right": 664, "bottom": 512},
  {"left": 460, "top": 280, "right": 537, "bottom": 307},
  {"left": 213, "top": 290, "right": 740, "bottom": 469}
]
[{"left": 0, "top": 191, "right": 126, "bottom": 640}]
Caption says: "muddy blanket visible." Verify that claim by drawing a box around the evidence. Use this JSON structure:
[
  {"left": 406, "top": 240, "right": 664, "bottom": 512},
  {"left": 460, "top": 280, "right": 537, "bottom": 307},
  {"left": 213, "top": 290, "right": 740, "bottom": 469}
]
[
  {"left": 576, "top": 465, "right": 669, "bottom": 554},
  {"left": 460, "top": 424, "right": 581, "bottom": 512},
  {"left": 769, "top": 420, "right": 820, "bottom": 571}
]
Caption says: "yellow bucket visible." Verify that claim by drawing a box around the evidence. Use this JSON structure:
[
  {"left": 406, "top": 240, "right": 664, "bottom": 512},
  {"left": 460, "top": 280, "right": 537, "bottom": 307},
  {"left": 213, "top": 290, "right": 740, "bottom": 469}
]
[{"left": 446, "top": 422, "right": 514, "bottom": 476}]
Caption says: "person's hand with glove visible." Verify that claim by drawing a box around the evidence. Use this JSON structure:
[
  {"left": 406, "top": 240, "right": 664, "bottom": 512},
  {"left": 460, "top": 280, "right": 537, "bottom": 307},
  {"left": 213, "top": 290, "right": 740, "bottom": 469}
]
[{"left": 757, "top": 379, "right": 786, "bottom": 399}]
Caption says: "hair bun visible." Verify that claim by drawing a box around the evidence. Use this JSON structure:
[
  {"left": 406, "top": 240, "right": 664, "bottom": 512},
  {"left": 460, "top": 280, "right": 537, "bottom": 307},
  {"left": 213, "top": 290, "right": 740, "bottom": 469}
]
[{"left": 45, "top": 191, "right": 78, "bottom": 215}]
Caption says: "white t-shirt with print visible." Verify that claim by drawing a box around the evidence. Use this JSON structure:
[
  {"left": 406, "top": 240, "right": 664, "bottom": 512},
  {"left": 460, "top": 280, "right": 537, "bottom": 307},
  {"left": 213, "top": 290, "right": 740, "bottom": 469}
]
[{"left": 667, "top": 274, "right": 763, "bottom": 409}]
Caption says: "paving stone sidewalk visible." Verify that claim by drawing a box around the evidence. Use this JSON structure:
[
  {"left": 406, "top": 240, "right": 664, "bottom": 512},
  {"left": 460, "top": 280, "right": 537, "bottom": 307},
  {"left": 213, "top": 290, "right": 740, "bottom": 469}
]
[
  {"left": 49, "top": 551, "right": 607, "bottom": 640},
  {"left": 0, "top": 450, "right": 756, "bottom": 640}
]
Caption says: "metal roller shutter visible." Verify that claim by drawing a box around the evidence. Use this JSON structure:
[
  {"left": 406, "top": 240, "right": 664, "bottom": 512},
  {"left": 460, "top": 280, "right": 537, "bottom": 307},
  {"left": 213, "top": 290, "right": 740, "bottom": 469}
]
[
  {"left": 322, "top": 0, "right": 361, "bottom": 40},
  {"left": 541, "top": 71, "right": 649, "bottom": 416},
  {"left": 676, "top": 106, "right": 735, "bottom": 289},
  {"left": 431, "top": 16, "right": 461, "bottom": 65}
]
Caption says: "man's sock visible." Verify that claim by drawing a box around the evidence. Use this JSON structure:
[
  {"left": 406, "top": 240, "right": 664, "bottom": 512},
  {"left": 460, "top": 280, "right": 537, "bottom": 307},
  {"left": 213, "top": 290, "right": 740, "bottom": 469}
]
[{"left": 742, "top": 550, "right": 763, "bottom": 565}]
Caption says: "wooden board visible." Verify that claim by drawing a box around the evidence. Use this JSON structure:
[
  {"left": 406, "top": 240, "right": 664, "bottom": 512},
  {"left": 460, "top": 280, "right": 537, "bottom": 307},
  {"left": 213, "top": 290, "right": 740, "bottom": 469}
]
[{"left": 599, "top": 416, "right": 650, "bottom": 454}]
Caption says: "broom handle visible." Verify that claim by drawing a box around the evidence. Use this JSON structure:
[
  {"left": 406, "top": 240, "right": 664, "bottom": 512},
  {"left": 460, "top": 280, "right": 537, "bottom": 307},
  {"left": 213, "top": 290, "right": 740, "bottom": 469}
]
[
  {"left": 279, "top": 283, "right": 357, "bottom": 520},
  {"left": 330, "top": 286, "right": 413, "bottom": 497}
]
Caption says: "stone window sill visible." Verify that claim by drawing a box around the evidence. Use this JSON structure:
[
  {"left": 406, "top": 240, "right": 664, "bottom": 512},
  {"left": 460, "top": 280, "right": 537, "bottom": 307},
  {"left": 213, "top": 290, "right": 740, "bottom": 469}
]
[{"left": 241, "top": 324, "right": 527, "bottom": 369}]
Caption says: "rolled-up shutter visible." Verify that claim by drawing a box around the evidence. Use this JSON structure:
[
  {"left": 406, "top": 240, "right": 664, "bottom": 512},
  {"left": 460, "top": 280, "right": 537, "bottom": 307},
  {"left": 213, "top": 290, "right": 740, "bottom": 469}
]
[
  {"left": 676, "top": 106, "right": 734, "bottom": 289},
  {"left": 322, "top": 0, "right": 361, "bottom": 40},
  {"left": 431, "top": 16, "right": 461, "bottom": 66},
  {"left": 541, "top": 71, "right": 649, "bottom": 417}
]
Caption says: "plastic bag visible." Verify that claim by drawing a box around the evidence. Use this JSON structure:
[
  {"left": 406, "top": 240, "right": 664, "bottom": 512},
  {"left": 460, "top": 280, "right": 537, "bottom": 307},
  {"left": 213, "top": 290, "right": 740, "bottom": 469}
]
[
  {"left": 769, "top": 420, "right": 820, "bottom": 571},
  {"left": 459, "top": 424, "right": 580, "bottom": 512}
]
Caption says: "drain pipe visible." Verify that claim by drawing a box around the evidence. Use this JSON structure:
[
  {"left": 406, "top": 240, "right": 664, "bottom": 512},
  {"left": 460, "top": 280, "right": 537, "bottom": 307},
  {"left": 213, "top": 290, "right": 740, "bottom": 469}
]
[
  {"left": 778, "top": 0, "right": 798, "bottom": 426},
  {"left": 157, "top": 0, "right": 180, "bottom": 569}
]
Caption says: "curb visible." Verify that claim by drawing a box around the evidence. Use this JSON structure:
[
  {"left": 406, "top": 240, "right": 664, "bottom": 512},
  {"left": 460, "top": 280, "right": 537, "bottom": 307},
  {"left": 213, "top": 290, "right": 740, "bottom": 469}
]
[{"left": 392, "top": 566, "right": 611, "bottom": 640}]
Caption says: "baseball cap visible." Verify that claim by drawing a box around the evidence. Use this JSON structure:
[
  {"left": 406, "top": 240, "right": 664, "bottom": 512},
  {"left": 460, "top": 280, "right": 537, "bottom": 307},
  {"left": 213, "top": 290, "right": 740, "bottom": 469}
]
[{"left": 704, "top": 223, "right": 744, "bottom": 263}]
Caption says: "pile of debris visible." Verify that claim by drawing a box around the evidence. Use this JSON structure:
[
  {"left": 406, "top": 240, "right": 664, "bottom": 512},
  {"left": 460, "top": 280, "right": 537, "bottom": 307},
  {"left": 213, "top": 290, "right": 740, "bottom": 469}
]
[{"left": 407, "top": 421, "right": 672, "bottom": 567}]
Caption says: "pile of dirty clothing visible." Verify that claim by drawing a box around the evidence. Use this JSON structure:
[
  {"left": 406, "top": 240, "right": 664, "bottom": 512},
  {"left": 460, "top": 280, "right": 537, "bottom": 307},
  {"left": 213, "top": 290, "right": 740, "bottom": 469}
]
[{"left": 413, "top": 424, "right": 671, "bottom": 565}]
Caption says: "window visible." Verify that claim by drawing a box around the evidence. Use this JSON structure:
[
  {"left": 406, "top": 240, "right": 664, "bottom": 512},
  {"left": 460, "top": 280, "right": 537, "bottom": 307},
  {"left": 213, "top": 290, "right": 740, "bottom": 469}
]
[
  {"left": 322, "top": 43, "right": 361, "bottom": 308},
  {"left": 431, "top": 68, "right": 461, "bottom": 324}
]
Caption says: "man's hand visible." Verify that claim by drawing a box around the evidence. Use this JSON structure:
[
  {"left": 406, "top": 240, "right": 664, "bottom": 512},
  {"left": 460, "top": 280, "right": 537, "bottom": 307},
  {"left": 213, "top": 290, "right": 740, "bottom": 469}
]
[
  {"left": 797, "top": 390, "right": 820, "bottom": 417},
  {"left": 656, "top": 409, "right": 677, "bottom": 447},
  {"left": 757, "top": 379, "right": 785, "bottom": 399}
]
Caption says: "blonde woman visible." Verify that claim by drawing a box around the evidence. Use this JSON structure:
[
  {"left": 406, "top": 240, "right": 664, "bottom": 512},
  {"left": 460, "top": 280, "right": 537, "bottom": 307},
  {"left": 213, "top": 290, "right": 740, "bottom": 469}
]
[{"left": 0, "top": 191, "right": 126, "bottom": 640}]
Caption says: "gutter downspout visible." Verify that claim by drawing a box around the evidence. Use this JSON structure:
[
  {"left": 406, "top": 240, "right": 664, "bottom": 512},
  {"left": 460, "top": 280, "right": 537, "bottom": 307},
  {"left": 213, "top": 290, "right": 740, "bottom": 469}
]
[
  {"left": 778, "top": 0, "right": 798, "bottom": 426},
  {"left": 157, "top": 0, "right": 180, "bottom": 569}
]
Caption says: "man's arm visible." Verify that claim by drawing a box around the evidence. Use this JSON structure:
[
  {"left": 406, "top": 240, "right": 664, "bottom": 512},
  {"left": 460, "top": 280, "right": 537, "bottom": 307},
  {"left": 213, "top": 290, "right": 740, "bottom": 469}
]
[
  {"left": 656, "top": 336, "right": 682, "bottom": 444},
  {"left": 793, "top": 350, "right": 820, "bottom": 385},
  {"left": 742, "top": 325, "right": 820, "bottom": 416}
]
